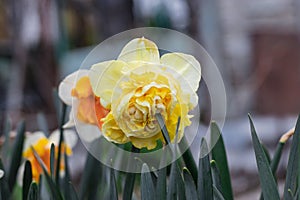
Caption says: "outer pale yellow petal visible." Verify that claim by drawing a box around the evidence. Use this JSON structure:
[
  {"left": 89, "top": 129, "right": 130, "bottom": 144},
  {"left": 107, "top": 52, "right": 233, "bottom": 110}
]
[
  {"left": 160, "top": 53, "right": 201, "bottom": 92},
  {"left": 130, "top": 134, "right": 162, "bottom": 150},
  {"left": 89, "top": 60, "right": 129, "bottom": 108},
  {"left": 118, "top": 38, "right": 160, "bottom": 63}
]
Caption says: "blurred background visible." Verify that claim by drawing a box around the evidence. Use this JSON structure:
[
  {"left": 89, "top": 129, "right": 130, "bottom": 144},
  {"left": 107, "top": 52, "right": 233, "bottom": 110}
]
[{"left": 0, "top": 0, "right": 300, "bottom": 198}]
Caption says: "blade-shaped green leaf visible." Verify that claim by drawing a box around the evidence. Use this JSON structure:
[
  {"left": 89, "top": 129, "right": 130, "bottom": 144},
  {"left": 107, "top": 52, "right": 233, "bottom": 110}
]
[
  {"left": 50, "top": 143, "right": 55, "bottom": 180},
  {"left": 141, "top": 163, "right": 155, "bottom": 200},
  {"left": 68, "top": 182, "right": 79, "bottom": 200},
  {"left": 167, "top": 136, "right": 186, "bottom": 199},
  {"left": 211, "top": 122, "right": 233, "bottom": 200},
  {"left": 270, "top": 142, "right": 285, "bottom": 174},
  {"left": 156, "top": 167, "right": 167, "bottom": 200},
  {"left": 79, "top": 152, "right": 102, "bottom": 199},
  {"left": 296, "top": 163, "right": 300, "bottom": 200},
  {"left": 8, "top": 120, "right": 25, "bottom": 190},
  {"left": 109, "top": 167, "right": 118, "bottom": 200},
  {"left": 260, "top": 141, "right": 285, "bottom": 200},
  {"left": 23, "top": 160, "right": 32, "bottom": 200},
  {"left": 31, "top": 147, "right": 63, "bottom": 200},
  {"left": 183, "top": 168, "right": 197, "bottom": 200},
  {"left": 295, "top": 188, "right": 300, "bottom": 200},
  {"left": 167, "top": 160, "right": 186, "bottom": 200},
  {"left": 210, "top": 160, "right": 222, "bottom": 194},
  {"left": 2, "top": 118, "right": 11, "bottom": 165},
  {"left": 56, "top": 103, "right": 67, "bottom": 184},
  {"left": 198, "top": 138, "right": 213, "bottom": 200},
  {"left": 262, "top": 143, "right": 271, "bottom": 164},
  {"left": 123, "top": 172, "right": 136, "bottom": 200},
  {"left": 156, "top": 142, "right": 169, "bottom": 200},
  {"left": 284, "top": 114, "right": 300, "bottom": 199},
  {"left": 0, "top": 159, "right": 10, "bottom": 199},
  {"left": 123, "top": 145, "right": 140, "bottom": 200},
  {"left": 38, "top": 175, "right": 42, "bottom": 199},
  {"left": 287, "top": 189, "right": 294, "bottom": 199},
  {"left": 156, "top": 113, "right": 170, "bottom": 144},
  {"left": 63, "top": 152, "right": 72, "bottom": 200},
  {"left": 213, "top": 185, "right": 225, "bottom": 200},
  {"left": 248, "top": 114, "right": 280, "bottom": 200},
  {"left": 176, "top": 164, "right": 186, "bottom": 200},
  {"left": 179, "top": 136, "right": 198, "bottom": 184},
  {"left": 27, "top": 182, "right": 38, "bottom": 200}
]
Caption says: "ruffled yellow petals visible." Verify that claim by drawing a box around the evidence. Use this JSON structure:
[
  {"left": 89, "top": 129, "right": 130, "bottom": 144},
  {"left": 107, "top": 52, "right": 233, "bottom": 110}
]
[
  {"left": 116, "top": 84, "right": 170, "bottom": 139},
  {"left": 130, "top": 134, "right": 163, "bottom": 150},
  {"left": 101, "top": 112, "right": 129, "bottom": 143},
  {"left": 118, "top": 38, "right": 160, "bottom": 63}
]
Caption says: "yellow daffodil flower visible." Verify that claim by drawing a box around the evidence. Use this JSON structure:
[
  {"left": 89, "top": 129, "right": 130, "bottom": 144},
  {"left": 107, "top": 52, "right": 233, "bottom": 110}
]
[
  {"left": 88, "top": 37, "right": 201, "bottom": 149},
  {"left": 17, "top": 130, "right": 77, "bottom": 184}
]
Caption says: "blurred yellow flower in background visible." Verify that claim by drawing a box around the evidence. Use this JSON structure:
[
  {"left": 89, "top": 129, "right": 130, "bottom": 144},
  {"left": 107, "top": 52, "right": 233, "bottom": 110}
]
[{"left": 17, "top": 130, "right": 77, "bottom": 184}]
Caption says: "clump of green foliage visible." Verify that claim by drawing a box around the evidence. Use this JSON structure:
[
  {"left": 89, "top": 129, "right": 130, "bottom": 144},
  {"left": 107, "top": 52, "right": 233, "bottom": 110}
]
[{"left": 0, "top": 98, "right": 299, "bottom": 199}]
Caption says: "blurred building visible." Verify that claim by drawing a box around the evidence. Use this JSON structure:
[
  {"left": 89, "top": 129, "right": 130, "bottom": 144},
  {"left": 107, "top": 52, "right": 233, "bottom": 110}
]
[{"left": 219, "top": 0, "right": 300, "bottom": 116}]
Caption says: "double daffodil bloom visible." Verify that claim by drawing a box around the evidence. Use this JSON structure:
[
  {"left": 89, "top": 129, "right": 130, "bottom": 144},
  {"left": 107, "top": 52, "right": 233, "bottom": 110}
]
[
  {"left": 17, "top": 130, "right": 77, "bottom": 184},
  {"left": 59, "top": 37, "right": 201, "bottom": 150}
]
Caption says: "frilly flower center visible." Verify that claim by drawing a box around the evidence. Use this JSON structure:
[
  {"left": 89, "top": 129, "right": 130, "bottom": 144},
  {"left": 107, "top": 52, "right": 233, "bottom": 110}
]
[{"left": 117, "top": 84, "right": 174, "bottom": 138}]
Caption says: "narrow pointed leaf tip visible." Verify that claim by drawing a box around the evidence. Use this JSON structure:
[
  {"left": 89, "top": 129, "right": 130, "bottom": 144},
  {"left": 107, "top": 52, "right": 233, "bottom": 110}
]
[
  {"left": 211, "top": 122, "right": 233, "bottom": 200},
  {"left": 23, "top": 161, "right": 32, "bottom": 200},
  {"left": 284, "top": 114, "right": 300, "bottom": 199},
  {"left": 248, "top": 115, "right": 280, "bottom": 200},
  {"left": 109, "top": 167, "right": 118, "bottom": 200},
  {"left": 31, "top": 147, "right": 63, "bottom": 200},
  {"left": 183, "top": 168, "right": 197, "bottom": 200},
  {"left": 8, "top": 120, "right": 25, "bottom": 190},
  {"left": 27, "top": 182, "right": 39, "bottom": 200},
  {"left": 198, "top": 138, "right": 213, "bottom": 200},
  {"left": 141, "top": 163, "right": 155, "bottom": 200}
]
